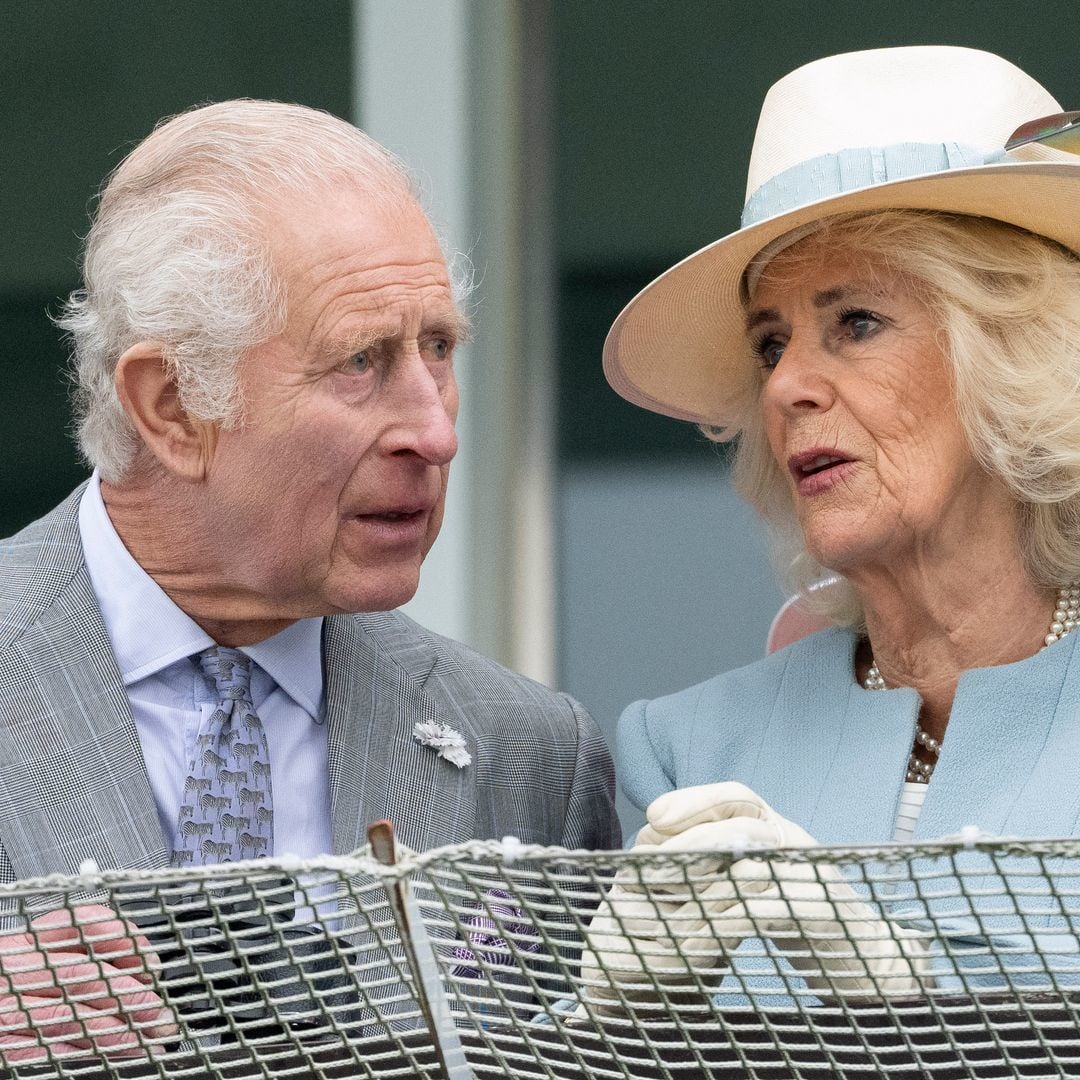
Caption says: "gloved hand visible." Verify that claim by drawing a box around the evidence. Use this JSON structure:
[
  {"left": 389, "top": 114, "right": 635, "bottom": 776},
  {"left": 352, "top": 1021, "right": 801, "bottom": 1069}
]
[{"left": 579, "top": 782, "right": 931, "bottom": 1014}]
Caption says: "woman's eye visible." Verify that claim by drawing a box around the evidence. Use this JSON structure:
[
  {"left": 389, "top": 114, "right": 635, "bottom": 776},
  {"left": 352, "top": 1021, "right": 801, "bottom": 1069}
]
[
  {"left": 839, "top": 309, "right": 881, "bottom": 340},
  {"left": 753, "top": 336, "right": 785, "bottom": 370}
]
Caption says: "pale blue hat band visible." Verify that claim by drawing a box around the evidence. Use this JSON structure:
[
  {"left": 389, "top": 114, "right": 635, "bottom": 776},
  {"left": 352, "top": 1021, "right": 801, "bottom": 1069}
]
[{"left": 741, "top": 141, "right": 994, "bottom": 228}]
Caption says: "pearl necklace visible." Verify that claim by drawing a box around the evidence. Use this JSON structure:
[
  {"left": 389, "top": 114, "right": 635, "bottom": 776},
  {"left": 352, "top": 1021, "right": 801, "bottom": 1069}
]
[{"left": 864, "top": 584, "right": 1080, "bottom": 783}]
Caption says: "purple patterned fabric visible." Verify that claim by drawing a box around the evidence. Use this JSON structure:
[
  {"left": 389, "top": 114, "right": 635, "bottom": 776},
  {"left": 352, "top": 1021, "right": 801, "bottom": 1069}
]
[
  {"left": 172, "top": 647, "right": 274, "bottom": 865},
  {"left": 450, "top": 889, "right": 541, "bottom": 979}
]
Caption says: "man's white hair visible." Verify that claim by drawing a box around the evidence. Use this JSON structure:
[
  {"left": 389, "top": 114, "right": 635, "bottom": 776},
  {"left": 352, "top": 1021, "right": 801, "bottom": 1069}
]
[{"left": 57, "top": 99, "right": 424, "bottom": 483}]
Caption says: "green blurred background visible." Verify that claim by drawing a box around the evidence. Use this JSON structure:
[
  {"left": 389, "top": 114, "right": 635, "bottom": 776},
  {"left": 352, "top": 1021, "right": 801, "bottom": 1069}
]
[
  {"left": 5, "top": 0, "right": 1076, "bottom": 533},
  {"left": 1, "top": 0, "right": 353, "bottom": 533}
]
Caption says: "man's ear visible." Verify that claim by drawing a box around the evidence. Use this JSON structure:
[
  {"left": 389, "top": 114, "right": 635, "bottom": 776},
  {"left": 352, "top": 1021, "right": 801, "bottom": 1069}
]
[{"left": 114, "top": 342, "right": 218, "bottom": 481}]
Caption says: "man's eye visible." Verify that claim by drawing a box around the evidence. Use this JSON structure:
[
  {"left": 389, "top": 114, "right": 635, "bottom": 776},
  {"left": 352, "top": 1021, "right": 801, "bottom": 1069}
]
[
  {"left": 347, "top": 351, "right": 371, "bottom": 372},
  {"left": 430, "top": 338, "right": 451, "bottom": 360}
]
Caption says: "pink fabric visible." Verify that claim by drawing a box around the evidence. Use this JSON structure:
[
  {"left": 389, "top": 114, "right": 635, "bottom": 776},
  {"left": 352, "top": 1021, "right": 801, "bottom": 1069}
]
[{"left": 766, "top": 598, "right": 831, "bottom": 654}]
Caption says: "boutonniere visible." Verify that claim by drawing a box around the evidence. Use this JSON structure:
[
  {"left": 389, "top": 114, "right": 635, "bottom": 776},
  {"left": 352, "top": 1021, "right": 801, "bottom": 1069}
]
[{"left": 413, "top": 720, "right": 472, "bottom": 768}]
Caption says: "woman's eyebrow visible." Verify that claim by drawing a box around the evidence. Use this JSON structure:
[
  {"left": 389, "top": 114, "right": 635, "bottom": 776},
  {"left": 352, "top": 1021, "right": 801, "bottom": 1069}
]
[
  {"left": 745, "top": 281, "right": 892, "bottom": 330},
  {"left": 745, "top": 308, "right": 780, "bottom": 332},
  {"left": 812, "top": 283, "right": 888, "bottom": 308}
]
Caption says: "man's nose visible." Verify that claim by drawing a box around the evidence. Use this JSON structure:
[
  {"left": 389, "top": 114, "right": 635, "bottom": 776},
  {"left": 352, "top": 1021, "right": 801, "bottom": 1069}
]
[
  {"left": 387, "top": 355, "right": 459, "bottom": 466},
  {"left": 761, "top": 336, "right": 835, "bottom": 416}
]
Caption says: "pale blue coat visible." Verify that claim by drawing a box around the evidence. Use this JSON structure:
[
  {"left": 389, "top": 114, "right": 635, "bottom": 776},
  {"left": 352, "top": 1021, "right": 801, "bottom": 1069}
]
[
  {"left": 618, "top": 626, "right": 1080, "bottom": 844},
  {"left": 617, "top": 627, "right": 1080, "bottom": 995}
]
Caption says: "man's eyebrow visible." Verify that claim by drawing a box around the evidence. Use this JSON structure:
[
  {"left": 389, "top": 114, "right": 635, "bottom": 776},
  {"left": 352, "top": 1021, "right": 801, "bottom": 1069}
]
[
  {"left": 332, "top": 309, "right": 472, "bottom": 356},
  {"left": 337, "top": 328, "right": 382, "bottom": 355},
  {"left": 426, "top": 308, "right": 472, "bottom": 345}
]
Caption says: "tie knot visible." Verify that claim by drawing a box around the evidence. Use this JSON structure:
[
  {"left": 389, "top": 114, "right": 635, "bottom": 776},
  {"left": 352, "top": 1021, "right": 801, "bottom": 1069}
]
[{"left": 198, "top": 646, "right": 253, "bottom": 703}]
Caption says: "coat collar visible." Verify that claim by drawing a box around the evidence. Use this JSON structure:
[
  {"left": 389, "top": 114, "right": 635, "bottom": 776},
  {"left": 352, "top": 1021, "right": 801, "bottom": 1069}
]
[
  {"left": 750, "top": 627, "right": 1080, "bottom": 844},
  {"left": 743, "top": 629, "right": 920, "bottom": 844},
  {"left": 915, "top": 630, "right": 1080, "bottom": 840}
]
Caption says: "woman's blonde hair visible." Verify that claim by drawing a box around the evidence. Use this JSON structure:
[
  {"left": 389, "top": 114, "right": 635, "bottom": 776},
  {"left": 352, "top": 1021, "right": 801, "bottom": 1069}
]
[{"left": 717, "top": 210, "right": 1080, "bottom": 627}]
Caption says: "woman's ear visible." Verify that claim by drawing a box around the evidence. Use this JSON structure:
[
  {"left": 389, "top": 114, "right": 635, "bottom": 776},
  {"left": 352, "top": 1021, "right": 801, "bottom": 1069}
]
[{"left": 113, "top": 342, "right": 218, "bottom": 481}]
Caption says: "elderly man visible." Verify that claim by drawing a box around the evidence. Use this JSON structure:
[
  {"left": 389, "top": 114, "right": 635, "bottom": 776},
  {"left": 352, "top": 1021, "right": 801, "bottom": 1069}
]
[{"left": 0, "top": 100, "right": 618, "bottom": 1059}]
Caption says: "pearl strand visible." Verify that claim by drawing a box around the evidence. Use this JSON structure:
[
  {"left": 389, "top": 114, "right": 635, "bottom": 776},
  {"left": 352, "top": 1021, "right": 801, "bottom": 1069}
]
[
  {"left": 864, "top": 583, "right": 1080, "bottom": 783},
  {"left": 1045, "top": 584, "right": 1080, "bottom": 647}
]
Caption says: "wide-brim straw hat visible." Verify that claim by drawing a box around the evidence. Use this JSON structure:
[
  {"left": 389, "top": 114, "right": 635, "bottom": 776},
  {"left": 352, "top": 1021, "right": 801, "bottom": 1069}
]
[{"left": 603, "top": 46, "right": 1080, "bottom": 426}]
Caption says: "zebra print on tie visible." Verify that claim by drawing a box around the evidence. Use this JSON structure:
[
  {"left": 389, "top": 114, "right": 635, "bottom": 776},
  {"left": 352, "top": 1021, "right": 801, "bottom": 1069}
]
[{"left": 171, "top": 647, "right": 274, "bottom": 865}]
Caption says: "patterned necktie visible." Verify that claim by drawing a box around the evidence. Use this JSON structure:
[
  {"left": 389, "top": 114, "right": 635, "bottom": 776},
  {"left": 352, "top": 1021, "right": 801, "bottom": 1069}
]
[{"left": 173, "top": 646, "right": 274, "bottom": 866}]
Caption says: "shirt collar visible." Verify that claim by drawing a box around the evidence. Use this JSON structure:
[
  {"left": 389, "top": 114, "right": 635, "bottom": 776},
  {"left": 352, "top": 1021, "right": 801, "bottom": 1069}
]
[
  {"left": 244, "top": 619, "right": 324, "bottom": 720},
  {"left": 78, "top": 472, "right": 324, "bottom": 718}
]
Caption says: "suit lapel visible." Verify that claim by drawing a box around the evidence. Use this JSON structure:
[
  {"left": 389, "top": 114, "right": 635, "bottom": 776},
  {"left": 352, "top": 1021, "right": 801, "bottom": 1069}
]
[
  {"left": 0, "top": 493, "right": 169, "bottom": 880},
  {"left": 323, "top": 615, "right": 476, "bottom": 855}
]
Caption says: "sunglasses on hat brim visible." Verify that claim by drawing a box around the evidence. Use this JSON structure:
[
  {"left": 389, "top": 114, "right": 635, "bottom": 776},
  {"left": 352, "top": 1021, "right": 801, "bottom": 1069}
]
[{"left": 1005, "top": 110, "right": 1080, "bottom": 153}]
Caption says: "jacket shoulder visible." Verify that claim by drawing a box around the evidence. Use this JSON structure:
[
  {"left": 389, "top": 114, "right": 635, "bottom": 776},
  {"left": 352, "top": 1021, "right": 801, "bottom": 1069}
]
[
  {"left": 347, "top": 610, "right": 619, "bottom": 849},
  {"left": 632, "top": 626, "right": 853, "bottom": 721},
  {"left": 0, "top": 488, "right": 87, "bottom": 643},
  {"left": 616, "top": 628, "right": 854, "bottom": 811}
]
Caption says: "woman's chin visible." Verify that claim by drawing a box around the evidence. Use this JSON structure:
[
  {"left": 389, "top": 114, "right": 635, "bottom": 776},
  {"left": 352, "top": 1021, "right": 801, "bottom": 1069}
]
[{"left": 802, "top": 531, "right": 887, "bottom": 576}]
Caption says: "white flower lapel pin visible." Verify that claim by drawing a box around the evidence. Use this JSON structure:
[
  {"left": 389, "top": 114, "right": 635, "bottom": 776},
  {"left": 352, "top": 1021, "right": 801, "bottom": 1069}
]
[{"left": 413, "top": 720, "right": 472, "bottom": 768}]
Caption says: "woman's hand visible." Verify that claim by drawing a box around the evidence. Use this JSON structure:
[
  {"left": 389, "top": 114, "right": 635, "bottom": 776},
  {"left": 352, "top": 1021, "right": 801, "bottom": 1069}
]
[
  {"left": 579, "top": 783, "right": 931, "bottom": 1013},
  {"left": 0, "top": 904, "right": 177, "bottom": 1064}
]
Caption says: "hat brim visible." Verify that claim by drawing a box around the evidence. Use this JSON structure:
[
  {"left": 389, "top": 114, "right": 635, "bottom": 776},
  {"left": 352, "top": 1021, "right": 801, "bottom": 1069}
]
[{"left": 602, "top": 161, "right": 1080, "bottom": 425}]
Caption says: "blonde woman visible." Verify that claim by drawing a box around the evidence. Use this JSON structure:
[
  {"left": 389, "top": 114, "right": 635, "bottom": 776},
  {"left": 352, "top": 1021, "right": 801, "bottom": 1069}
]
[{"left": 587, "top": 45, "right": 1080, "bottom": 1007}]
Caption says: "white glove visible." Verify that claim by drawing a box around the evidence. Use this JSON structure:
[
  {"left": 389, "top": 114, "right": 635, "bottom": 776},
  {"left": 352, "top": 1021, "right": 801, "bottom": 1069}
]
[{"left": 579, "top": 783, "right": 931, "bottom": 1013}]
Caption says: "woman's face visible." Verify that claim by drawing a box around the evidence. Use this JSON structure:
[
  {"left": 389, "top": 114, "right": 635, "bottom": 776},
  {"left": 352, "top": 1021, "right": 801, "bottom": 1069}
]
[{"left": 750, "top": 244, "right": 1014, "bottom": 577}]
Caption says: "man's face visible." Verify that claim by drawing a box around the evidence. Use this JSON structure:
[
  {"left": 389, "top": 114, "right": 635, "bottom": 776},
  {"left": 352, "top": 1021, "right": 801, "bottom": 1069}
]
[{"left": 199, "top": 190, "right": 461, "bottom": 619}]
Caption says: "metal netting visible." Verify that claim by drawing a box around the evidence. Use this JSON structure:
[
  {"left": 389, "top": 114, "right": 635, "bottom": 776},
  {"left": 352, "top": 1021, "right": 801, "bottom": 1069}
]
[{"left": 3, "top": 834, "right": 1080, "bottom": 1078}]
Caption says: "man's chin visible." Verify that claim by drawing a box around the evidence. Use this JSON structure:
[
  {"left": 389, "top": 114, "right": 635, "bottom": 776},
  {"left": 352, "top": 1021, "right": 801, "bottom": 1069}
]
[{"left": 327, "top": 571, "right": 423, "bottom": 616}]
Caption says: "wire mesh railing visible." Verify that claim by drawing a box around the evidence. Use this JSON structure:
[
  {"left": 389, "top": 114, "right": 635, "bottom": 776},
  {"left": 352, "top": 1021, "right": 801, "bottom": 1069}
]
[{"left": 3, "top": 828, "right": 1080, "bottom": 1078}]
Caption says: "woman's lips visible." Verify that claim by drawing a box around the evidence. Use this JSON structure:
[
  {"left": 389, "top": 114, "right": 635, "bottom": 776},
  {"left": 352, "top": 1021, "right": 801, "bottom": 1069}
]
[{"left": 787, "top": 450, "right": 856, "bottom": 496}]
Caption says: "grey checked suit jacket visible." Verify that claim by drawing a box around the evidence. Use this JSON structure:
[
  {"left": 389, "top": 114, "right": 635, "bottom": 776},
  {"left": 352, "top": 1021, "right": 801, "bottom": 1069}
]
[{"left": 0, "top": 488, "right": 621, "bottom": 886}]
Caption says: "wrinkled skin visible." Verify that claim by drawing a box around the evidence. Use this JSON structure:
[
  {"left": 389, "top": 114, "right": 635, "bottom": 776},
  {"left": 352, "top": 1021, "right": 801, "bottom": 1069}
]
[
  {"left": 106, "top": 189, "right": 464, "bottom": 645},
  {"left": 751, "top": 249, "right": 1013, "bottom": 581}
]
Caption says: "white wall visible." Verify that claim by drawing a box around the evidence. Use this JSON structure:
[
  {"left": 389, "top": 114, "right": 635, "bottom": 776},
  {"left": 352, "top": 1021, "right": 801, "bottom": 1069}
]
[
  {"left": 558, "top": 461, "right": 784, "bottom": 834},
  {"left": 354, "top": 0, "right": 557, "bottom": 683}
]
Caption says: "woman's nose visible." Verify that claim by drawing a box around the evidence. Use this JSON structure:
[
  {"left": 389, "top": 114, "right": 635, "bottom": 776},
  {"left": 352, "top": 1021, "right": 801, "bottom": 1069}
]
[{"left": 761, "top": 336, "right": 835, "bottom": 416}]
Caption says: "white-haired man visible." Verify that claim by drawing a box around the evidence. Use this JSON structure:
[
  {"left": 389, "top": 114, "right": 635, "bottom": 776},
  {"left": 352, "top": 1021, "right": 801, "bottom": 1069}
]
[{"left": 0, "top": 101, "right": 618, "bottom": 1059}]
